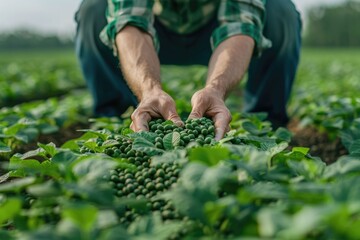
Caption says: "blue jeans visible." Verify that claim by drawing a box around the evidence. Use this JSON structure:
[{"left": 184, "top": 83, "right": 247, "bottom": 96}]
[{"left": 75, "top": 0, "right": 302, "bottom": 127}]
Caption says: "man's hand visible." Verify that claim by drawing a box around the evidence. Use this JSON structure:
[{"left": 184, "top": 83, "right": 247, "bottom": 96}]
[
  {"left": 188, "top": 35, "right": 254, "bottom": 140},
  {"left": 188, "top": 87, "right": 231, "bottom": 140},
  {"left": 130, "top": 89, "right": 183, "bottom": 132}
]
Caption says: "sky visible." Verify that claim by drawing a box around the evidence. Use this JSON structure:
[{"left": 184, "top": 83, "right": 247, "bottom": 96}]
[{"left": 0, "top": 0, "right": 345, "bottom": 35}]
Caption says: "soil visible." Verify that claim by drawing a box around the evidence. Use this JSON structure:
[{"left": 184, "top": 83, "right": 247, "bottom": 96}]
[
  {"left": 17, "top": 123, "right": 90, "bottom": 154},
  {"left": 0, "top": 123, "right": 89, "bottom": 182},
  {"left": 288, "top": 119, "right": 348, "bottom": 164}
]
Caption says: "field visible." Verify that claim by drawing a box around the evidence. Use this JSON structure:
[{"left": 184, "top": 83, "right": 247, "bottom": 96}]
[{"left": 0, "top": 48, "right": 360, "bottom": 239}]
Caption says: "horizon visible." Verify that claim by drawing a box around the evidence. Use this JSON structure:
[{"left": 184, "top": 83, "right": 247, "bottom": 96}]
[{"left": 0, "top": 0, "right": 345, "bottom": 35}]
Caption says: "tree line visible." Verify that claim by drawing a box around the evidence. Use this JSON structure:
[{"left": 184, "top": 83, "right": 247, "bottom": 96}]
[
  {"left": 304, "top": 0, "right": 360, "bottom": 47},
  {"left": 0, "top": 1, "right": 359, "bottom": 50},
  {"left": 0, "top": 30, "right": 74, "bottom": 50}
]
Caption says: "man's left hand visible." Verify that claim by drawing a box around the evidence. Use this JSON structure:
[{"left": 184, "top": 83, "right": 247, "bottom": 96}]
[{"left": 188, "top": 87, "right": 232, "bottom": 140}]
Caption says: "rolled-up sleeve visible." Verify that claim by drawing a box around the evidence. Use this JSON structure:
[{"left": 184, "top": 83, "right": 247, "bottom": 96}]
[
  {"left": 100, "top": 0, "right": 158, "bottom": 56},
  {"left": 211, "top": 0, "right": 272, "bottom": 56}
]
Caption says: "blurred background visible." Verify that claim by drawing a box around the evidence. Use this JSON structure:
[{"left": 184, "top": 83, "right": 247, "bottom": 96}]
[{"left": 1, "top": 0, "right": 359, "bottom": 51}]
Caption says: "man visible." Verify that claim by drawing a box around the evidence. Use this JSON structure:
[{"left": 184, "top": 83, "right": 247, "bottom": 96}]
[{"left": 75, "top": 0, "right": 302, "bottom": 140}]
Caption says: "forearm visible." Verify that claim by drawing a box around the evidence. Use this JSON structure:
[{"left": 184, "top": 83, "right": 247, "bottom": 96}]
[
  {"left": 115, "top": 26, "right": 162, "bottom": 101},
  {"left": 206, "top": 35, "right": 255, "bottom": 99}
]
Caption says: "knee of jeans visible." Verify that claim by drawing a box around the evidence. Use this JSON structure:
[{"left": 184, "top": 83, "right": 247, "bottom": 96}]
[
  {"left": 75, "top": 0, "right": 107, "bottom": 48},
  {"left": 266, "top": 0, "right": 302, "bottom": 51},
  {"left": 76, "top": 0, "right": 107, "bottom": 39},
  {"left": 76, "top": 0, "right": 104, "bottom": 23}
]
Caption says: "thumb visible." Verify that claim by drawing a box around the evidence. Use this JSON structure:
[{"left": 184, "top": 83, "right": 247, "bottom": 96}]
[
  {"left": 213, "top": 112, "right": 232, "bottom": 141},
  {"left": 131, "top": 111, "right": 151, "bottom": 132}
]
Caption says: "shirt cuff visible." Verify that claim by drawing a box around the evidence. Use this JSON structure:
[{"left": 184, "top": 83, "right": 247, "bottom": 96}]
[
  {"left": 100, "top": 16, "right": 159, "bottom": 56},
  {"left": 210, "top": 22, "right": 272, "bottom": 57}
]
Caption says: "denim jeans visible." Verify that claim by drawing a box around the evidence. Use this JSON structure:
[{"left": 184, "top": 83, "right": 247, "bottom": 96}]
[{"left": 75, "top": 0, "right": 302, "bottom": 127}]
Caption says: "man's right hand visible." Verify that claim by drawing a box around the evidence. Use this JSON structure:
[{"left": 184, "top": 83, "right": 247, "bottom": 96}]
[{"left": 130, "top": 89, "right": 183, "bottom": 132}]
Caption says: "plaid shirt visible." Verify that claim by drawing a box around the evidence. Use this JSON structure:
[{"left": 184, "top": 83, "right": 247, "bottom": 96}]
[{"left": 100, "top": 0, "right": 271, "bottom": 57}]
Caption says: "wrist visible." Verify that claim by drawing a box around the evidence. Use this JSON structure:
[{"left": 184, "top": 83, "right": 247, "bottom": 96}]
[
  {"left": 204, "top": 84, "right": 226, "bottom": 100},
  {"left": 139, "top": 84, "right": 163, "bottom": 101}
]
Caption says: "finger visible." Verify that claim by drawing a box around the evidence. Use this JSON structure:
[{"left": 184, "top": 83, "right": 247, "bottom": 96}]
[
  {"left": 130, "top": 122, "right": 135, "bottom": 131},
  {"left": 162, "top": 106, "right": 184, "bottom": 127},
  {"left": 226, "top": 124, "right": 231, "bottom": 133},
  {"left": 213, "top": 112, "right": 232, "bottom": 141},
  {"left": 215, "top": 128, "right": 225, "bottom": 141},
  {"left": 131, "top": 111, "right": 151, "bottom": 132},
  {"left": 188, "top": 102, "right": 206, "bottom": 120}
]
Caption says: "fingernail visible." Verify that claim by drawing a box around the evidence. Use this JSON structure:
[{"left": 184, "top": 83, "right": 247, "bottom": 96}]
[
  {"left": 215, "top": 129, "right": 224, "bottom": 141},
  {"left": 215, "top": 133, "right": 221, "bottom": 141},
  {"left": 142, "top": 124, "right": 149, "bottom": 131},
  {"left": 174, "top": 121, "right": 184, "bottom": 127}
]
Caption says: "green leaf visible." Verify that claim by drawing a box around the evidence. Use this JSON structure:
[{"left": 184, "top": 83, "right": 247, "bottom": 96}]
[
  {"left": 257, "top": 207, "right": 290, "bottom": 238},
  {"left": 292, "top": 147, "right": 310, "bottom": 155},
  {"left": 128, "top": 213, "right": 183, "bottom": 239},
  {"left": 17, "top": 127, "right": 40, "bottom": 142},
  {"left": 128, "top": 131, "right": 157, "bottom": 143},
  {"left": 64, "top": 182, "right": 116, "bottom": 205},
  {"left": 151, "top": 149, "right": 188, "bottom": 166},
  {"left": 225, "top": 144, "right": 269, "bottom": 176},
  {"left": 244, "top": 182, "right": 288, "bottom": 200},
  {"left": 204, "top": 196, "right": 243, "bottom": 232},
  {"left": 0, "top": 141, "right": 11, "bottom": 153},
  {"left": 240, "top": 135, "right": 277, "bottom": 150},
  {"left": 161, "top": 163, "right": 233, "bottom": 224},
  {"left": 268, "top": 142, "right": 288, "bottom": 158},
  {"left": 4, "top": 123, "right": 24, "bottom": 135},
  {"left": 280, "top": 205, "right": 337, "bottom": 239},
  {"left": 99, "top": 226, "right": 129, "bottom": 240},
  {"left": 0, "top": 177, "right": 36, "bottom": 192},
  {"left": 180, "top": 163, "right": 232, "bottom": 194},
  {"left": 38, "top": 142, "right": 57, "bottom": 157},
  {"left": 242, "top": 121, "right": 259, "bottom": 135},
  {"left": 323, "top": 117, "right": 344, "bottom": 129},
  {"left": 101, "top": 139, "right": 120, "bottom": 149},
  {"left": 274, "top": 127, "right": 292, "bottom": 142},
  {"left": 61, "top": 132, "right": 99, "bottom": 150},
  {"left": 242, "top": 121, "right": 271, "bottom": 136},
  {"left": 287, "top": 158, "right": 325, "bottom": 179},
  {"left": 27, "top": 180, "right": 62, "bottom": 197},
  {"left": 56, "top": 219, "right": 82, "bottom": 240},
  {"left": 0, "top": 230, "right": 14, "bottom": 240},
  {"left": 62, "top": 203, "right": 98, "bottom": 234},
  {"left": 20, "top": 148, "right": 46, "bottom": 160},
  {"left": 38, "top": 123, "right": 59, "bottom": 135},
  {"left": 0, "top": 173, "right": 9, "bottom": 184},
  {"left": 349, "top": 139, "right": 360, "bottom": 154},
  {"left": 323, "top": 156, "right": 360, "bottom": 179},
  {"left": 83, "top": 139, "right": 101, "bottom": 152},
  {"left": 9, "top": 155, "right": 57, "bottom": 177},
  {"left": 162, "top": 120, "right": 173, "bottom": 126},
  {"left": 188, "top": 146, "right": 230, "bottom": 166},
  {"left": 331, "top": 176, "right": 360, "bottom": 202},
  {"left": 96, "top": 210, "right": 119, "bottom": 229},
  {"left": 290, "top": 182, "right": 330, "bottom": 203},
  {"left": 13, "top": 134, "right": 29, "bottom": 143},
  {"left": 132, "top": 137, "right": 164, "bottom": 156},
  {"left": 163, "top": 132, "right": 181, "bottom": 150},
  {"left": 162, "top": 186, "right": 216, "bottom": 224},
  {"left": 0, "top": 197, "right": 22, "bottom": 225},
  {"left": 72, "top": 155, "right": 118, "bottom": 181},
  {"left": 52, "top": 150, "right": 79, "bottom": 168},
  {"left": 77, "top": 129, "right": 110, "bottom": 140}
]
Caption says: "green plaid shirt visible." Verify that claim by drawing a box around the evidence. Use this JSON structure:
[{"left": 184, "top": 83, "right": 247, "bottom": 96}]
[{"left": 100, "top": 0, "right": 271, "bottom": 57}]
